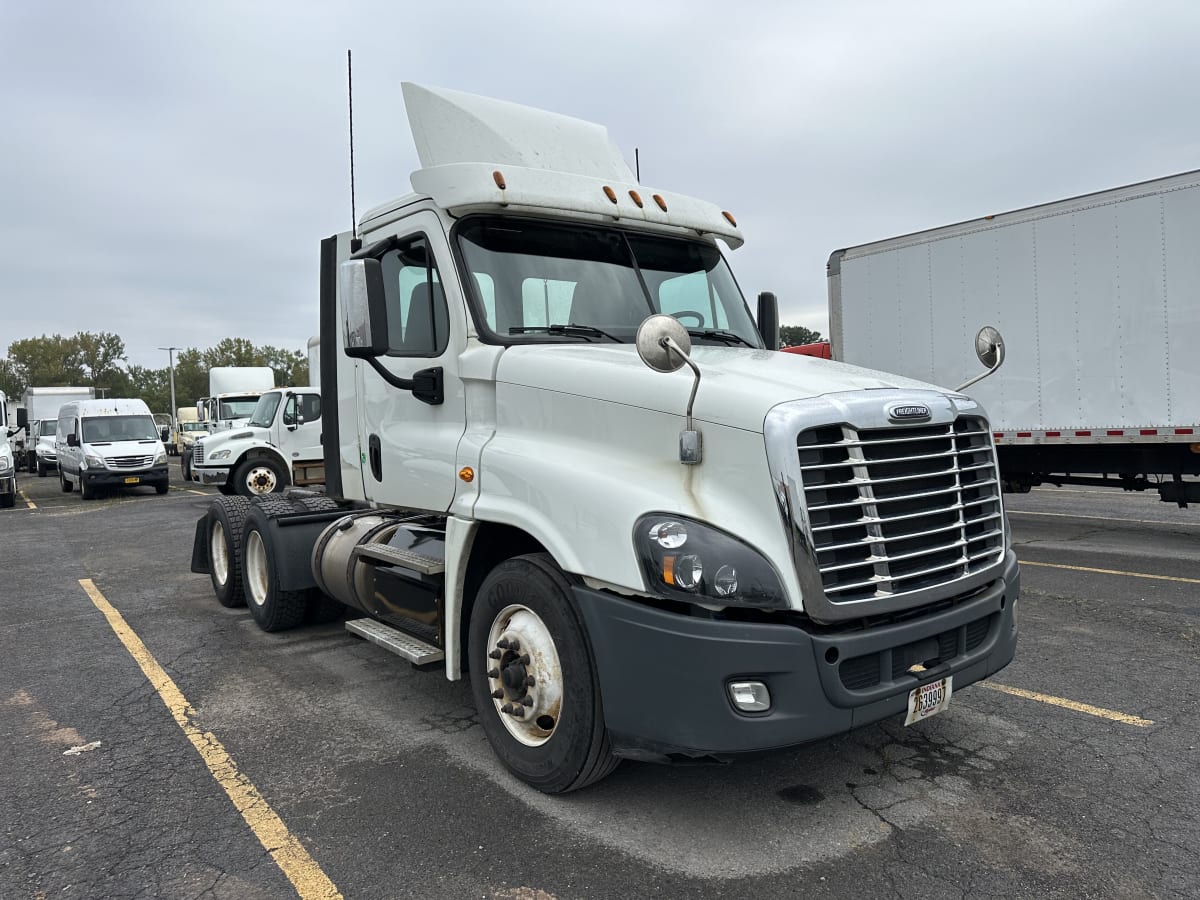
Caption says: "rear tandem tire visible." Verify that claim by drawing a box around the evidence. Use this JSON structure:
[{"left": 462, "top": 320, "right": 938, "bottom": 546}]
[
  {"left": 208, "top": 496, "right": 252, "bottom": 608},
  {"left": 241, "top": 504, "right": 309, "bottom": 632}
]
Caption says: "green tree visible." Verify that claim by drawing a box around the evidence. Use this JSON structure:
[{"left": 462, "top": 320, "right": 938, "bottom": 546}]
[
  {"left": 259, "top": 345, "right": 308, "bottom": 386},
  {"left": 171, "top": 348, "right": 208, "bottom": 411},
  {"left": 203, "top": 338, "right": 261, "bottom": 369},
  {"left": 780, "top": 325, "right": 824, "bottom": 347},
  {"left": 6, "top": 334, "right": 87, "bottom": 393}
]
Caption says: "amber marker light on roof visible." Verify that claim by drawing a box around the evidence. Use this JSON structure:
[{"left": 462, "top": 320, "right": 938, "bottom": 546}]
[
  {"left": 628, "top": 190, "right": 644, "bottom": 208},
  {"left": 652, "top": 194, "right": 668, "bottom": 211},
  {"left": 492, "top": 170, "right": 507, "bottom": 189},
  {"left": 459, "top": 467, "right": 475, "bottom": 482},
  {"left": 722, "top": 211, "right": 737, "bottom": 227},
  {"left": 603, "top": 185, "right": 618, "bottom": 204}
]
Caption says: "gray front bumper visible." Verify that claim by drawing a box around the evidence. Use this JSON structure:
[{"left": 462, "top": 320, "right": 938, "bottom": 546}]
[{"left": 194, "top": 465, "right": 231, "bottom": 485}]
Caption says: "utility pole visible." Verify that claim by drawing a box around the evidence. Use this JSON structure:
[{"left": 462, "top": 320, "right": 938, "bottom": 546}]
[{"left": 159, "top": 346, "right": 178, "bottom": 447}]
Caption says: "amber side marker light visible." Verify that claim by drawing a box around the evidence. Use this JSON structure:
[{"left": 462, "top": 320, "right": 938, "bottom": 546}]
[
  {"left": 1190, "top": 444, "right": 1200, "bottom": 455},
  {"left": 722, "top": 211, "right": 737, "bottom": 227},
  {"left": 492, "top": 170, "right": 507, "bottom": 189},
  {"left": 459, "top": 467, "right": 476, "bottom": 482},
  {"left": 628, "top": 190, "right": 644, "bottom": 208},
  {"left": 653, "top": 194, "right": 668, "bottom": 211},
  {"left": 602, "top": 185, "right": 618, "bottom": 204}
]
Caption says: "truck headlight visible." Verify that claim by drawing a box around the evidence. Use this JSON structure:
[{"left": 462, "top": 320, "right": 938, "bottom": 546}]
[
  {"left": 154, "top": 451, "right": 167, "bottom": 465},
  {"left": 635, "top": 514, "right": 788, "bottom": 609},
  {"left": 209, "top": 449, "right": 231, "bottom": 461},
  {"left": 0, "top": 450, "right": 11, "bottom": 474},
  {"left": 84, "top": 453, "right": 106, "bottom": 470}
]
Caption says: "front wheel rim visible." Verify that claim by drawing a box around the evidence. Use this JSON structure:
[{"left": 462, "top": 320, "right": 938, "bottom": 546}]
[
  {"left": 244, "top": 465, "right": 278, "bottom": 494},
  {"left": 244, "top": 530, "right": 270, "bottom": 607},
  {"left": 485, "top": 604, "right": 564, "bottom": 747}
]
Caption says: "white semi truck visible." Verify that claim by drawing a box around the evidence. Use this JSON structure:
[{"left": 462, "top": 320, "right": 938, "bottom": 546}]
[
  {"left": 196, "top": 367, "right": 275, "bottom": 432},
  {"left": 190, "top": 386, "right": 324, "bottom": 495},
  {"left": 191, "top": 84, "right": 1019, "bottom": 793},
  {"left": 828, "top": 169, "right": 1200, "bottom": 506}
]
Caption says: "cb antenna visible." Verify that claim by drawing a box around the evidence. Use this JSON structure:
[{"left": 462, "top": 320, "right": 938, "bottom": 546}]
[{"left": 347, "top": 49, "right": 362, "bottom": 252}]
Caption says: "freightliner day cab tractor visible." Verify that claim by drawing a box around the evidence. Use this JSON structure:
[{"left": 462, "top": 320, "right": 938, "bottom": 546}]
[{"left": 191, "top": 84, "right": 1019, "bottom": 793}]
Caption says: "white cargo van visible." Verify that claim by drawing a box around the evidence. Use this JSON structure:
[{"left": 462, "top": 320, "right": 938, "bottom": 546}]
[{"left": 56, "top": 398, "right": 170, "bottom": 499}]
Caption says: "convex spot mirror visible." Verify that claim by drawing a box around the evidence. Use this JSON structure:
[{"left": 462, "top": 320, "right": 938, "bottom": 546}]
[
  {"left": 636, "top": 315, "right": 693, "bottom": 373},
  {"left": 975, "top": 325, "right": 1005, "bottom": 370},
  {"left": 340, "top": 259, "right": 390, "bottom": 359}
]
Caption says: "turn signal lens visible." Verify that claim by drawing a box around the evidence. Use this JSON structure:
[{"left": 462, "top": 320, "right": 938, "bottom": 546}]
[
  {"left": 602, "top": 185, "right": 618, "bottom": 204},
  {"left": 458, "top": 467, "right": 475, "bottom": 482},
  {"left": 652, "top": 194, "right": 668, "bottom": 211},
  {"left": 722, "top": 210, "right": 737, "bottom": 227},
  {"left": 628, "top": 190, "right": 644, "bottom": 208},
  {"left": 492, "top": 170, "right": 507, "bottom": 189}
]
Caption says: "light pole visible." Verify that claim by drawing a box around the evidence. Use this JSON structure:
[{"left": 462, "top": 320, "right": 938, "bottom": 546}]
[{"left": 159, "top": 346, "right": 178, "bottom": 448}]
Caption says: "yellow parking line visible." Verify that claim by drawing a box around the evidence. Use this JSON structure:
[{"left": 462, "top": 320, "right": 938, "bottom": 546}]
[
  {"left": 79, "top": 579, "right": 342, "bottom": 900},
  {"left": 186, "top": 489, "right": 207, "bottom": 495},
  {"left": 1020, "top": 559, "right": 1200, "bottom": 585},
  {"left": 19, "top": 490, "right": 36, "bottom": 510},
  {"left": 979, "top": 682, "right": 1153, "bottom": 727}
]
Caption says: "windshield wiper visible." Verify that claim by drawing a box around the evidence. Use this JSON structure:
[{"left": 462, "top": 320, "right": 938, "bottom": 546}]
[
  {"left": 509, "top": 323, "right": 624, "bottom": 343},
  {"left": 686, "top": 328, "right": 756, "bottom": 347}
]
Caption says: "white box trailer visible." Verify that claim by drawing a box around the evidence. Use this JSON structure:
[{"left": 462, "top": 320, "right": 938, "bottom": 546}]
[{"left": 828, "top": 169, "right": 1200, "bottom": 506}]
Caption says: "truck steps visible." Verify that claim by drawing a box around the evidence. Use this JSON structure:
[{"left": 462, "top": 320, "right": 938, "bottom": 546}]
[
  {"left": 346, "top": 618, "right": 444, "bottom": 665},
  {"left": 353, "top": 543, "right": 446, "bottom": 575}
]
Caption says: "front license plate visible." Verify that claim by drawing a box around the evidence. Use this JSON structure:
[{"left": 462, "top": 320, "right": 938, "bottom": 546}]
[
  {"left": 905, "top": 676, "right": 953, "bottom": 726},
  {"left": 124, "top": 476, "right": 140, "bottom": 484}
]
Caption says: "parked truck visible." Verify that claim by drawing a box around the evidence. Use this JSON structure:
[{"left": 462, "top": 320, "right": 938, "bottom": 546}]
[
  {"left": 828, "top": 169, "right": 1200, "bottom": 506},
  {"left": 0, "top": 391, "right": 16, "bottom": 507},
  {"left": 190, "top": 387, "right": 324, "bottom": 495},
  {"left": 196, "top": 367, "right": 275, "bottom": 433},
  {"left": 191, "top": 83, "right": 1019, "bottom": 793},
  {"left": 18, "top": 388, "right": 97, "bottom": 473}
]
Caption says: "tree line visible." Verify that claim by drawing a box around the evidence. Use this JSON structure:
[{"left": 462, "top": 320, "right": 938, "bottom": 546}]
[{"left": 0, "top": 332, "right": 310, "bottom": 415}]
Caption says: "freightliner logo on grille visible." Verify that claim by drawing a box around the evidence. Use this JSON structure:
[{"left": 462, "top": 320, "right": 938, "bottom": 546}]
[{"left": 887, "top": 403, "right": 932, "bottom": 422}]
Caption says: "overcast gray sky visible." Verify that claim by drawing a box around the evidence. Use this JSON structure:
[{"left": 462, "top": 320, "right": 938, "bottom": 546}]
[{"left": 3, "top": 1, "right": 1198, "bottom": 370}]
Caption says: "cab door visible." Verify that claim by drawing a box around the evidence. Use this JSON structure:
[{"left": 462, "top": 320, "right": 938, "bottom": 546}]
[
  {"left": 355, "top": 213, "right": 467, "bottom": 512},
  {"left": 278, "top": 392, "right": 325, "bottom": 463}
]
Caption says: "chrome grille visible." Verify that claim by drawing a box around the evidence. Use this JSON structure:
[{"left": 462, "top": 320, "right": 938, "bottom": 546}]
[
  {"left": 106, "top": 455, "right": 154, "bottom": 469},
  {"left": 193, "top": 443, "right": 205, "bottom": 466},
  {"left": 798, "top": 416, "right": 1003, "bottom": 604}
]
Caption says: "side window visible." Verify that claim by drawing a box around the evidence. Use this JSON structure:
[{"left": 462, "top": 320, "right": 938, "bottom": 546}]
[
  {"left": 300, "top": 394, "right": 321, "bottom": 422},
  {"left": 379, "top": 236, "right": 450, "bottom": 357}
]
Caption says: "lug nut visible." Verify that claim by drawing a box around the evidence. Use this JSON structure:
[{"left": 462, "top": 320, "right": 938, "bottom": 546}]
[
  {"left": 525, "top": 676, "right": 536, "bottom": 687},
  {"left": 491, "top": 689, "right": 504, "bottom": 699},
  {"left": 501, "top": 703, "right": 513, "bottom": 714},
  {"left": 520, "top": 654, "right": 531, "bottom": 665},
  {"left": 487, "top": 668, "right": 500, "bottom": 679},
  {"left": 508, "top": 639, "right": 520, "bottom": 652},
  {"left": 488, "top": 649, "right": 502, "bottom": 660},
  {"left": 511, "top": 707, "right": 525, "bottom": 718},
  {"left": 498, "top": 639, "right": 510, "bottom": 649},
  {"left": 519, "top": 695, "right": 533, "bottom": 706}
]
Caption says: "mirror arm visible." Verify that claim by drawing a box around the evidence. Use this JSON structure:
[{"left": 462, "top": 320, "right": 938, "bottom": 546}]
[
  {"left": 955, "top": 358, "right": 1001, "bottom": 393},
  {"left": 364, "top": 358, "right": 444, "bottom": 406},
  {"left": 663, "top": 336, "right": 702, "bottom": 431}
]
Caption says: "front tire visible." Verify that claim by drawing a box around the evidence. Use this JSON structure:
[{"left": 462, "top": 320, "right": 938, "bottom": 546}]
[
  {"left": 37, "top": 460, "right": 46, "bottom": 477},
  {"left": 79, "top": 475, "right": 94, "bottom": 500},
  {"left": 208, "top": 497, "right": 251, "bottom": 608},
  {"left": 60, "top": 470, "right": 73, "bottom": 493},
  {"left": 233, "top": 457, "right": 288, "bottom": 497},
  {"left": 467, "top": 553, "right": 618, "bottom": 794},
  {"left": 241, "top": 505, "right": 309, "bottom": 632}
]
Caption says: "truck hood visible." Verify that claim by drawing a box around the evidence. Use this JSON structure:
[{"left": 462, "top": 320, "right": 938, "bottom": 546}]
[
  {"left": 197, "top": 427, "right": 266, "bottom": 460},
  {"left": 495, "top": 344, "right": 950, "bottom": 433}
]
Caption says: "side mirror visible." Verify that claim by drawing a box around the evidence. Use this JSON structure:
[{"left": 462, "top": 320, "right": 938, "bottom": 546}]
[
  {"left": 955, "top": 326, "right": 1006, "bottom": 392},
  {"left": 340, "top": 259, "right": 390, "bottom": 359},
  {"left": 67, "top": 433, "right": 79, "bottom": 447},
  {"left": 756, "top": 291, "right": 780, "bottom": 351},
  {"left": 636, "top": 315, "right": 703, "bottom": 465}
]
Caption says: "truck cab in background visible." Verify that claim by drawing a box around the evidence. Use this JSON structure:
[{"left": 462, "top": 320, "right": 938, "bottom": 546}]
[{"left": 190, "top": 387, "right": 323, "bottom": 495}]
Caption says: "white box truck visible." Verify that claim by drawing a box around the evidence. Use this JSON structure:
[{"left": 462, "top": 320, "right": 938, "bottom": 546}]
[
  {"left": 21, "top": 386, "right": 96, "bottom": 474},
  {"left": 196, "top": 367, "right": 275, "bottom": 432},
  {"left": 828, "top": 170, "right": 1200, "bottom": 506},
  {"left": 190, "top": 83, "right": 1019, "bottom": 793}
]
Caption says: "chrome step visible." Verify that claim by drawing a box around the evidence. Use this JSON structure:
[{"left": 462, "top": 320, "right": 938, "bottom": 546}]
[
  {"left": 346, "top": 618, "right": 444, "bottom": 665},
  {"left": 353, "top": 543, "right": 446, "bottom": 575}
]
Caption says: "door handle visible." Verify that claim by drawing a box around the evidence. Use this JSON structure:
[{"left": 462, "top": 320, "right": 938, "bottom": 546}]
[{"left": 368, "top": 434, "right": 382, "bottom": 482}]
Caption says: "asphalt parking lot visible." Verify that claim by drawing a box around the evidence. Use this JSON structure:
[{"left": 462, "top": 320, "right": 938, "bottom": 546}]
[{"left": 2, "top": 463, "right": 1198, "bottom": 899}]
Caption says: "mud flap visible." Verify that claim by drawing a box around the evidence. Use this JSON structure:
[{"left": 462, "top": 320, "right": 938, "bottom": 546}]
[{"left": 190, "top": 514, "right": 210, "bottom": 574}]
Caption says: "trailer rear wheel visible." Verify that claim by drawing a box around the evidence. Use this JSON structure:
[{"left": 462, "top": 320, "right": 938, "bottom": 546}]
[
  {"left": 242, "top": 505, "right": 309, "bottom": 632},
  {"left": 209, "top": 497, "right": 251, "bottom": 608},
  {"left": 468, "top": 553, "right": 618, "bottom": 793}
]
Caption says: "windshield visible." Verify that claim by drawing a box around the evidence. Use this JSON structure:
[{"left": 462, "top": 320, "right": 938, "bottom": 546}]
[
  {"left": 456, "top": 217, "right": 763, "bottom": 347},
  {"left": 81, "top": 415, "right": 158, "bottom": 442},
  {"left": 218, "top": 399, "right": 260, "bottom": 420},
  {"left": 182, "top": 422, "right": 206, "bottom": 433},
  {"left": 39, "top": 420, "right": 57, "bottom": 437},
  {"left": 247, "top": 393, "right": 282, "bottom": 428}
]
